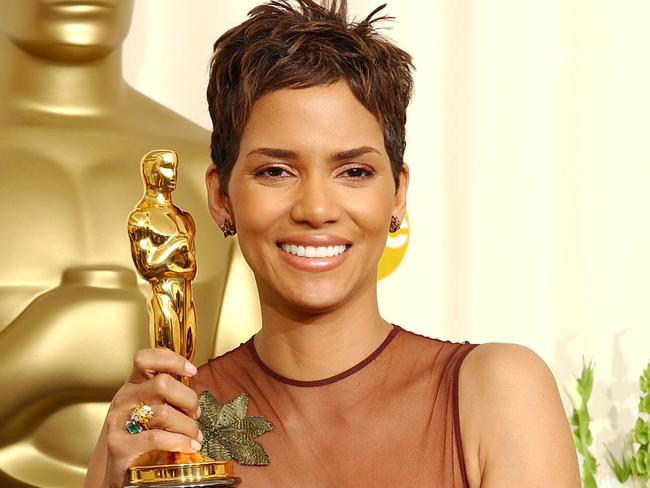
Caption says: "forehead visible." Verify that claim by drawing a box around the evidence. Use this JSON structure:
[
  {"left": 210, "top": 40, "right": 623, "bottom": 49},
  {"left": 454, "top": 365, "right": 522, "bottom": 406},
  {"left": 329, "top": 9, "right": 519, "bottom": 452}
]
[{"left": 239, "top": 81, "right": 385, "bottom": 156}]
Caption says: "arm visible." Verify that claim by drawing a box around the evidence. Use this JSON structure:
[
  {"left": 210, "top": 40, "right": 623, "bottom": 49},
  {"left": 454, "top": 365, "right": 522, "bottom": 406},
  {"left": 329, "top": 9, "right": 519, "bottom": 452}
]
[
  {"left": 144, "top": 233, "right": 194, "bottom": 271},
  {"left": 459, "top": 343, "right": 580, "bottom": 488},
  {"left": 128, "top": 211, "right": 195, "bottom": 278}
]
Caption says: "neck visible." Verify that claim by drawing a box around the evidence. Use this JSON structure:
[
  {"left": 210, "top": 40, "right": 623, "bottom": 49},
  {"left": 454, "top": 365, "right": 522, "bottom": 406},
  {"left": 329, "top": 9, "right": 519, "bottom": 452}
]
[
  {"left": 145, "top": 189, "right": 172, "bottom": 204},
  {"left": 254, "top": 278, "right": 392, "bottom": 381},
  {"left": 0, "top": 37, "right": 126, "bottom": 117}
]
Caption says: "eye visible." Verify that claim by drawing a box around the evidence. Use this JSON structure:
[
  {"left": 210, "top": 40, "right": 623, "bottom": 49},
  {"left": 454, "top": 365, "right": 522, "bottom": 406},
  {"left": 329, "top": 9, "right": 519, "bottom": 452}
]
[
  {"left": 159, "top": 167, "right": 174, "bottom": 178},
  {"left": 254, "top": 165, "right": 293, "bottom": 179},
  {"left": 338, "top": 165, "right": 375, "bottom": 179}
]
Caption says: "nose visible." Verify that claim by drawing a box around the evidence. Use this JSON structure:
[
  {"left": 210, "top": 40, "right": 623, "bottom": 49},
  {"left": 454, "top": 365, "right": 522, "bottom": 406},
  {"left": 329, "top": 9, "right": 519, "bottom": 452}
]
[{"left": 290, "top": 174, "right": 340, "bottom": 228}]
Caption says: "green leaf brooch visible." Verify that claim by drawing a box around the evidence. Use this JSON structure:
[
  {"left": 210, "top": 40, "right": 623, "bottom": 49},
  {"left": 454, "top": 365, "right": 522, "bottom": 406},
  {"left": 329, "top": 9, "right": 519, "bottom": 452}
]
[{"left": 197, "top": 391, "right": 273, "bottom": 466}]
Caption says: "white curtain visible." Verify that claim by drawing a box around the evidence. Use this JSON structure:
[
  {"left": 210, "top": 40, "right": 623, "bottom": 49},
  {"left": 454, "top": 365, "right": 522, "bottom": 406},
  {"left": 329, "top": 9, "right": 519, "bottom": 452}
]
[{"left": 125, "top": 0, "right": 650, "bottom": 463}]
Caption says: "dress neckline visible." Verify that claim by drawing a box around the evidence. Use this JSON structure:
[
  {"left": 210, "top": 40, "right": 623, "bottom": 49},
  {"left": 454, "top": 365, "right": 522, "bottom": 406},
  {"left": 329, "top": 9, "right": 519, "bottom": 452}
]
[{"left": 246, "top": 326, "right": 402, "bottom": 387}]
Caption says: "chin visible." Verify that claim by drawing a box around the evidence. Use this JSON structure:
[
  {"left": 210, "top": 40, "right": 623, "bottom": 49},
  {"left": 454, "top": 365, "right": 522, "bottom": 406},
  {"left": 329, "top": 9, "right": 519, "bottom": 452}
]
[
  {"left": 15, "top": 39, "right": 116, "bottom": 62},
  {"left": 284, "top": 284, "right": 360, "bottom": 316},
  {"left": 262, "top": 282, "right": 347, "bottom": 317},
  {"left": 289, "top": 301, "right": 345, "bottom": 318}
]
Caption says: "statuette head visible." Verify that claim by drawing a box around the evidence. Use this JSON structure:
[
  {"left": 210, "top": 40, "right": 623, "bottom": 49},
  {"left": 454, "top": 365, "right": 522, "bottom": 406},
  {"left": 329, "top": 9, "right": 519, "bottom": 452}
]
[
  {"left": 0, "top": 0, "right": 135, "bottom": 62},
  {"left": 141, "top": 150, "right": 178, "bottom": 192}
]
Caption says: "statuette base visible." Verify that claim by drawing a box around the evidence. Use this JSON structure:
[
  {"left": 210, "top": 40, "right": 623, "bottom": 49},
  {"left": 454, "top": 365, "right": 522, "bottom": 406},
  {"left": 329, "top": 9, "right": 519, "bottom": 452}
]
[{"left": 126, "top": 459, "right": 239, "bottom": 487}]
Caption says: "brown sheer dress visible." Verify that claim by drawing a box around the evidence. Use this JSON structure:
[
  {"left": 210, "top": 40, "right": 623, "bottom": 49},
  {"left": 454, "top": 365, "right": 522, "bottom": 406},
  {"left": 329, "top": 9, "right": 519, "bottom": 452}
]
[{"left": 192, "top": 326, "right": 477, "bottom": 487}]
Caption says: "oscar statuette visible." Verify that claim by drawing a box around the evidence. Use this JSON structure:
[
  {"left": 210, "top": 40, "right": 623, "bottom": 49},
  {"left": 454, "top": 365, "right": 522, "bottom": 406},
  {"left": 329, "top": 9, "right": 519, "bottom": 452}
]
[{"left": 126, "top": 150, "right": 240, "bottom": 487}]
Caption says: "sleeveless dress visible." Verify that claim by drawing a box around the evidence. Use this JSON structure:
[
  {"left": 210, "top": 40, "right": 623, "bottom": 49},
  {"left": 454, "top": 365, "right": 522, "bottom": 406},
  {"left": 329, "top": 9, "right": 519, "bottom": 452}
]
[{"left": 192, "top": 326, "right": 477, "bottom": 487}]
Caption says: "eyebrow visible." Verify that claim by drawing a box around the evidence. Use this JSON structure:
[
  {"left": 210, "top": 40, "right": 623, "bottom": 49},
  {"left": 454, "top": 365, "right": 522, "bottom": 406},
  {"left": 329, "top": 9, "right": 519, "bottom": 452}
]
[
  {"left": 246, "top": 146, "right": 380, "bottom": 161},
  {"left": 246, "top": 148, "right": 297, "bottom": 159},
  {"left": 332, "top": 146, "right": 380, "bottom": 160}
]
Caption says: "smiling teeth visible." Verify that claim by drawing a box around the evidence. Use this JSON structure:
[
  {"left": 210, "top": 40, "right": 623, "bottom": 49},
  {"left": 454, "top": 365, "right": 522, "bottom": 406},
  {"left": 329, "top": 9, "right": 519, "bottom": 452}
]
[{"left": 280, "top": 244, "right": 347, "bottom": 258}]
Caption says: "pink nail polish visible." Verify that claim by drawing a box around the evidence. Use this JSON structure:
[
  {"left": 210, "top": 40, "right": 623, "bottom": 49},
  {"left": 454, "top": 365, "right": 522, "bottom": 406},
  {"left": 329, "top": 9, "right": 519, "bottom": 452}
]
[{"left": 184, "top": 362, "right": 198, "bottom": 376}]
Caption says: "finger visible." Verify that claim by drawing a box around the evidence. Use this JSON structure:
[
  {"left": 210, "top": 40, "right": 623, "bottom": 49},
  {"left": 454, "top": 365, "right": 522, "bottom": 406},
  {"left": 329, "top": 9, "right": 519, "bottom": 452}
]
[
  {"left": 129, "top": 348, "right": 197, "bottom": 383},
  {"left": 146, "top": 403, "right": 201, "bottom": 440},
  {"left": 139, "top": 429, "right": 202, "bottom": 454},
  {"left": 117, "top": 374, "right": 200, "bottom": 419},
  {"left": 107, "top": 426, "right": 202, "bottom": 469}
]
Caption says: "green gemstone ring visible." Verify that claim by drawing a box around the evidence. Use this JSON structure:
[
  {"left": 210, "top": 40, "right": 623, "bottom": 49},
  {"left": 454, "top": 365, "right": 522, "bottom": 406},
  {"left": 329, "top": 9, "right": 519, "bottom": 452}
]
[
  {"left": 125, "top": 418, "right": 144, "bottom": 435},
  {"left": 125, "top": 402, "right": 154, "bottom": 435}
]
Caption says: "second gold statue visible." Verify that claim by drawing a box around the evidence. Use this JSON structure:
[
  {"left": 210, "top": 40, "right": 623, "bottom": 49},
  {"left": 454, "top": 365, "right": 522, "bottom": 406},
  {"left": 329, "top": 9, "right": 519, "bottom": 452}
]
[{"left": 126, "top": 150, "right": 240, "bottom": 487}]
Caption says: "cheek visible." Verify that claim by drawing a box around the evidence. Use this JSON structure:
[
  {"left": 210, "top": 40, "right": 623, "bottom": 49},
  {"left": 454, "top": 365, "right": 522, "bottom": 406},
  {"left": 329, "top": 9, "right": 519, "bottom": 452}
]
[
  {"left": 231, "top": 201, "right": 268, "bottom": 272},
  {"left": 346, "top": 189, "right": 395, "bottom": 236},
  {"left": 229, "top": 187, "right": 286, "bottom": 247}
]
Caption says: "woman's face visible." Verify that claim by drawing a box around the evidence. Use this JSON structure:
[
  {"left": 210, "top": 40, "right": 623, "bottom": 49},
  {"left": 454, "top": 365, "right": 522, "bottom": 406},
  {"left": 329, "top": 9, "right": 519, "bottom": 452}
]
[{"left": 207, "top": 80, "right": 408, "bottom": 314}]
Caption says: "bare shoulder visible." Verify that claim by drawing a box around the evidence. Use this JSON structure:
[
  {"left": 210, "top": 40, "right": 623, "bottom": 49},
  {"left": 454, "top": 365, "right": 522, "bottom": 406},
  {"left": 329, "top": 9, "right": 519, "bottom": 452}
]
[
  {"left": 458, "top": 343, "right": 580, "bottom": 488},
  {"left": 461, "top": 342, "right": 554, "bottom": 391}
]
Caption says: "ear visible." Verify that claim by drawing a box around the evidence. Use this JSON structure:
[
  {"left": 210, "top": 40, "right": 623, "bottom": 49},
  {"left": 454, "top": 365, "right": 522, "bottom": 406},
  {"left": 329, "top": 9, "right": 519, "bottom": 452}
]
[
  {"left": 393, "top": 163, "right": 409, "bottom": 221},
  {"left": 205, "top": 165, "right": 233, "bottom": 227}
]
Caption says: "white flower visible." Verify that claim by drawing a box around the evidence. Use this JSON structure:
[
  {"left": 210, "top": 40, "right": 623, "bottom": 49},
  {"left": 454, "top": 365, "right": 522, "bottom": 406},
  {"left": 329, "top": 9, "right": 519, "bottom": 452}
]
[
  {"left": 622, "top": 431, "right": 635, "bottom": 462},
  {"left": 597, "top": 477, "right": 618, "bottom": 488},
  {"left": 597, "top": 475, "right": 636, "bottom": 487},
  {"left": 564, "top": 376, "right": 582, "bottom": 411}
]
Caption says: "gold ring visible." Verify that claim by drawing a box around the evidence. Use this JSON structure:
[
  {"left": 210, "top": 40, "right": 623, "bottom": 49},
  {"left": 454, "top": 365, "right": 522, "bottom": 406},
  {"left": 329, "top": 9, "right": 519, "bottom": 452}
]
[{"left": 125, "top": 402, "right": 154, "bottom": 435}]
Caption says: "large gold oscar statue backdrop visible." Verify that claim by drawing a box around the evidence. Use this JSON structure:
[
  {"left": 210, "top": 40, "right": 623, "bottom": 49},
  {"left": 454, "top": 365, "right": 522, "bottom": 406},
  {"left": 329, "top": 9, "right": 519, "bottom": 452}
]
[{"left": 0, "top": 2, "right": 257, "bottom": 487}]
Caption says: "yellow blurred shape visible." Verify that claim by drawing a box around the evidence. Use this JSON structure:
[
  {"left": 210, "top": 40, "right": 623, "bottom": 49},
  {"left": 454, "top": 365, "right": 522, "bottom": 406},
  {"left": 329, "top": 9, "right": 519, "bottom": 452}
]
[{"left": 377, "top": 213, "right": 410, "bottom": 281}]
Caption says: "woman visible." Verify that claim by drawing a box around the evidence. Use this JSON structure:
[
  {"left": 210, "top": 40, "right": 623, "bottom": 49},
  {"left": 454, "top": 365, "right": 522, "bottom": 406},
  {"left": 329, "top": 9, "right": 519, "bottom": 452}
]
[{"left": 86, "top": 1, "right": 580, "bottom": 486}]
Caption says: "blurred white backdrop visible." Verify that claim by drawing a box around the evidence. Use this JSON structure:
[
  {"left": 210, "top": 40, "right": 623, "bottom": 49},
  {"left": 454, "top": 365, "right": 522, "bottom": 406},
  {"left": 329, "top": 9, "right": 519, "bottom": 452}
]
[{"left": 123, "top": 0, "right": 650, "bottom": 466}]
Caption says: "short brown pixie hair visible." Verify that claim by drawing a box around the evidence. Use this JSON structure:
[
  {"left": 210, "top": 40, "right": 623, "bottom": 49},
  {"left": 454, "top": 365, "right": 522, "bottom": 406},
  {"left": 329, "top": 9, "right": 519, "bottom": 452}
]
[{"left": 207, "top": 0, "right": 414, "bottom": 192}]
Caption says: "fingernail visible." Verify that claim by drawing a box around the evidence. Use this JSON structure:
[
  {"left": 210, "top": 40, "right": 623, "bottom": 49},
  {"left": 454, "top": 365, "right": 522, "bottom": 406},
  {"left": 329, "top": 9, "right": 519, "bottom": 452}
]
[
  {"left": 184, "top": 362, "right": 198, "bottom": 376},
  {"left": 191, "top": 439, "right": 202, "bottom": 451},
  {"left": 198, "top": 430, "right": 204, "bottom": 442},
  {"left": 196, "top": 406, "right": 202, "bottom": 418}
]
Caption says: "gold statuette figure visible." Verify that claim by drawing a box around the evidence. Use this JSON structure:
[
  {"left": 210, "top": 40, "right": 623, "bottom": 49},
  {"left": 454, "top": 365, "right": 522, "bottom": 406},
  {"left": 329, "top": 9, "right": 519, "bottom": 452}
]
[
  {"left": 128, "top": 150, "right": 197, "bottom": 366},
  {"left": 127, "top": 150, "right": 240, "bottom": 487}
]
